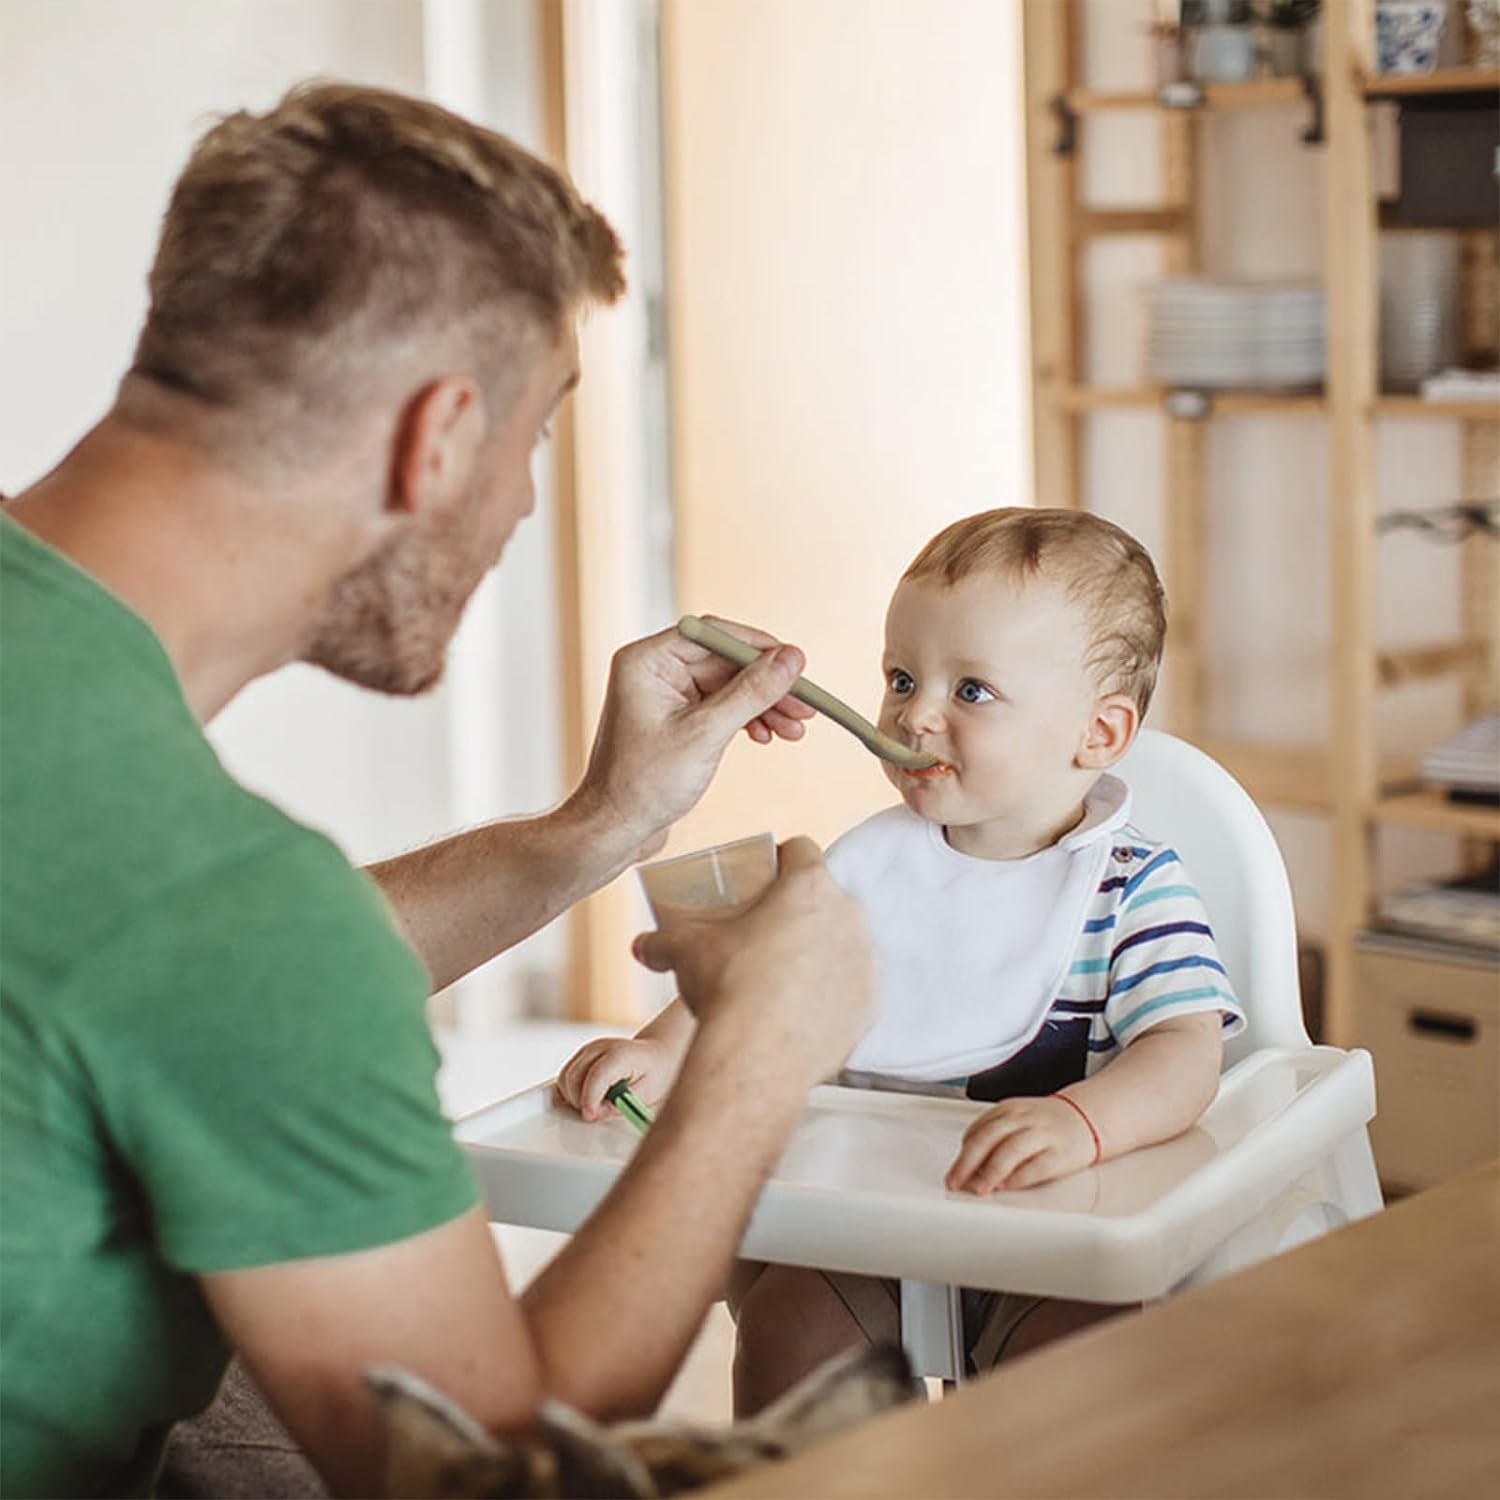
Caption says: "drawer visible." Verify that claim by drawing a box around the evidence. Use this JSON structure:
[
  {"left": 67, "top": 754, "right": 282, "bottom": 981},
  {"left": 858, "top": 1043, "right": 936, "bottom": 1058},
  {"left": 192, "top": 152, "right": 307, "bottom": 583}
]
[{"left": 1355, "top": 939, "right": 1500, "bottom": 1190}]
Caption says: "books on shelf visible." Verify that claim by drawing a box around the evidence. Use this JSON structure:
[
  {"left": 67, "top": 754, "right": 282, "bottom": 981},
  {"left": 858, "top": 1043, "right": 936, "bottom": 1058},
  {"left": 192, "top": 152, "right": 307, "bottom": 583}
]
[
  {"left": 1378, "top": 871, "right": 1500, "bottom": 956},
  {"left": 1420, "top": 714, "right": 1500, "bottom": 798}
]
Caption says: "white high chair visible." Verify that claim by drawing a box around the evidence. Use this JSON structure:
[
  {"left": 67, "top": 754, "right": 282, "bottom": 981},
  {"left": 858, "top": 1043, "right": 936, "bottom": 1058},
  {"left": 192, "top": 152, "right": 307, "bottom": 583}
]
[
  {"left": 456, "top": 731, "right": 1382, "bottom": 1384},
  {"left": 897, "top": 728, "right": 1384, "bottom": 1379}
]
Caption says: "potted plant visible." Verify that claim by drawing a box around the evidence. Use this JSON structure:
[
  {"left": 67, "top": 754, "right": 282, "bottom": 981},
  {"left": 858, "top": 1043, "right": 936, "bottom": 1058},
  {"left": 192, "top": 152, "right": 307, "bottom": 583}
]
[
  {"left": 1260, "top": 0, "right": 1320, "bottom": 76},
  {"left": 1181, "top": 0, "right": 1258, "bottom": 81}
]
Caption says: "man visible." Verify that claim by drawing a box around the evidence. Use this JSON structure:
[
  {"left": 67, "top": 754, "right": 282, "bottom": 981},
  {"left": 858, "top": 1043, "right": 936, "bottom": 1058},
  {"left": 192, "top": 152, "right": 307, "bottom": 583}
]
[{"left": 0, "top": 82, "right": 872, "bottom": 1497}]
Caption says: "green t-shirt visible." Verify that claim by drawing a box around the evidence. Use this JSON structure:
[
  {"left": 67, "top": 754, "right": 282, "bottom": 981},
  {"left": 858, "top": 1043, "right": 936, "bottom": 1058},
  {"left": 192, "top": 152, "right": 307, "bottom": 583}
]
[{"left": 0, "top": 515, "right": 478, "bottom": 1497}]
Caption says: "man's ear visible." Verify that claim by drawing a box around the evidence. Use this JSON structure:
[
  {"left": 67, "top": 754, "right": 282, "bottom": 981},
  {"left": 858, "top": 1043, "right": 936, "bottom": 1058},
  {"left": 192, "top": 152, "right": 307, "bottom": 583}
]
[
  {"left": 390, "top": 375, "right": 485, "bottom": 516},
  {"left": 1076, "top": 692, "right": 1138, "bottom": 772}
]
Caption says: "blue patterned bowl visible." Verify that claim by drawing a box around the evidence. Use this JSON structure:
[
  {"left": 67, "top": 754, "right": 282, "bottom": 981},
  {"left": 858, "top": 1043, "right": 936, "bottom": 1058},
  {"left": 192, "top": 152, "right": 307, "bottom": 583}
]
[{"left": 1375, "top": 0, "right": 1448, "bottom": 73}]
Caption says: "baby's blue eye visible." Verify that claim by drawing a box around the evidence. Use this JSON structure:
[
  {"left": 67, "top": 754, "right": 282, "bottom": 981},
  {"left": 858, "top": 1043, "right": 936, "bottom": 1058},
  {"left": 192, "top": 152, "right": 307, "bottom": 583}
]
[
  {"left": 956, "top": 679, "right": 995, "bottom": 705},
  {"left": 888, "top": 669, "right": 915, "bottom": 695}
]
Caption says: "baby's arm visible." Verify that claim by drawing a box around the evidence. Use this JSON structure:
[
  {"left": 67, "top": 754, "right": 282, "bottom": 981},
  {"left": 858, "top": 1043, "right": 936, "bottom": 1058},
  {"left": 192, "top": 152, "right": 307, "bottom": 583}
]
[
  {"left": 945, "top": 1013, "right": 1222, "bottom": 1193},
  {"left": 555, "top": 997, "right": 696, "bottom": 1121},
  {"left": 949, "top": 842, "right": 1240, "bottom": 1193}
]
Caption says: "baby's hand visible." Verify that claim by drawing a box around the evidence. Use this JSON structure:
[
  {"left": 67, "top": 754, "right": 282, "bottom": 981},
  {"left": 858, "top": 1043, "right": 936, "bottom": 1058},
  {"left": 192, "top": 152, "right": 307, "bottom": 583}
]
[
  {"left": 555, "top": 1036, "right": 681, "bottom": 1122},
  {"left": 945, "top": 1094, "right": 1097, "bottom": 1194}
]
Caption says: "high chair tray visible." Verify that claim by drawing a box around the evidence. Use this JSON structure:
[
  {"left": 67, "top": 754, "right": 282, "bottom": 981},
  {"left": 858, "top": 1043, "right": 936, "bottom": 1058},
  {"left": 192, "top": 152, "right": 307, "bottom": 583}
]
[{"left": 456, "top": 1045, "right": 1375, "bottom": 1302}]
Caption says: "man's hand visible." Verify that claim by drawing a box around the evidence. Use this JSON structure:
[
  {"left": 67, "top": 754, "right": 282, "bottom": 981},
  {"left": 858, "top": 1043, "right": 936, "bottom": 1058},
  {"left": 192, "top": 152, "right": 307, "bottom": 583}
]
[
  {"left": 569, "top": 618, "right": 816, "bottom": 861},
  {"left": 631, "top": 837, "right": 873, "bottom": 1092},
  {"left": 944, "top": 1094, "right": 1098, "bottom": 1194}
]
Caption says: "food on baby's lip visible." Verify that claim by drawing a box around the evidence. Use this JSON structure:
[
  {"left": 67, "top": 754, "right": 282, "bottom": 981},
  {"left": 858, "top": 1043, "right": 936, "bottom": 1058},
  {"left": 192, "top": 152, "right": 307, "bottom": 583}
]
[{"left": 903, "top": 761, "right": 954, "bottom": 780}]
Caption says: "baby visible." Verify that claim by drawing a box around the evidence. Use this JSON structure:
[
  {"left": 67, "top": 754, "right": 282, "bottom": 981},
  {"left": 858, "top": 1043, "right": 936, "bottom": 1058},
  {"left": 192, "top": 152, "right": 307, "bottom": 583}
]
[{"left": 558, "top": 508, "right": 1243, "bottom": 1399}]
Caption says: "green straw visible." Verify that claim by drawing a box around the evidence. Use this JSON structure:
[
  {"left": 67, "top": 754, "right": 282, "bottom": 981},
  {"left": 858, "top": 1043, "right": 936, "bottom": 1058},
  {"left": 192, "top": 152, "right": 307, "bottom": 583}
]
[{"left": 605, "top": 1079, "right": 654, "bottom": 1135}]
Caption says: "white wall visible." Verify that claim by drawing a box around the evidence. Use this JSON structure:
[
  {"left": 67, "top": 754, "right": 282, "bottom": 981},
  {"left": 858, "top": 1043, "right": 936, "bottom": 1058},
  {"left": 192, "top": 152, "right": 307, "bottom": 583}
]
[
  {"left": 0, "top": 0, "right": 572, "bottom": 1022},
  {"left": 660, "top": 0, "right": 1032, "bottom": 861},
  {"left": 1077, "top": 0, "right": 1468, "bottom": 937}
]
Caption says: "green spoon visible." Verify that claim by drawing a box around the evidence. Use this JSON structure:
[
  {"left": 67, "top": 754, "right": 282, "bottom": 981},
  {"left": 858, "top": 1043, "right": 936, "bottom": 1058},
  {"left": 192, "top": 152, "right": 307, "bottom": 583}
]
[{"left": 677, "top": 614, "right": 940, "bottom": 771}]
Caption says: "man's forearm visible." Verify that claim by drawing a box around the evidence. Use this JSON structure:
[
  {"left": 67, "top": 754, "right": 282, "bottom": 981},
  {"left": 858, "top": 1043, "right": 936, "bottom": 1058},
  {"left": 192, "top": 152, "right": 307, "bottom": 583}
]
[
  {"left": 520, "top": 1011, "right": 806, "bottom": 1419},
  {"left": 367, "top": 791, "right": 648, "bottom": 993}
]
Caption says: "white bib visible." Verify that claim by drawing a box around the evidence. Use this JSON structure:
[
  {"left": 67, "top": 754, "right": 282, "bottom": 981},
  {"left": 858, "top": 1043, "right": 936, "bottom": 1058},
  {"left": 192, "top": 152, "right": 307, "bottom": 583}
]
[{"left": 827, "top": 776, "right": 1131, "bottom": 1082}]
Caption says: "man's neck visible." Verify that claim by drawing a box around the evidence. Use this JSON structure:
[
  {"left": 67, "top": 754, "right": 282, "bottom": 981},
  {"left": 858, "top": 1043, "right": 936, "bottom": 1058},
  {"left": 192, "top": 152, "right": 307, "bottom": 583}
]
[{"left": 8, "top": 414, "right": 362, "bottom": 722}]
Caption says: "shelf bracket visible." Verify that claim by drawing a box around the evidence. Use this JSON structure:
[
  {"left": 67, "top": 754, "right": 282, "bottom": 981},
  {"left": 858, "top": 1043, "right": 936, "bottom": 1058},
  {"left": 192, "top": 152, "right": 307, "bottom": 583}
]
[
  {"left": 1050, "top": 93, "right": 1078, "bottom": 158},
  {"left": 1301, "top": 73, "right": 1324, "bottom": 146}
]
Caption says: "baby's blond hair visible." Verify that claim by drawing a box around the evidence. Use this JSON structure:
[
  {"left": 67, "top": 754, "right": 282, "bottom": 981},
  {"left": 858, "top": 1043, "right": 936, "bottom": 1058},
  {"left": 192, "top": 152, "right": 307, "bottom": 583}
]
[{"left": 902, "top": 508, "right": 1167, "bottom": 715}]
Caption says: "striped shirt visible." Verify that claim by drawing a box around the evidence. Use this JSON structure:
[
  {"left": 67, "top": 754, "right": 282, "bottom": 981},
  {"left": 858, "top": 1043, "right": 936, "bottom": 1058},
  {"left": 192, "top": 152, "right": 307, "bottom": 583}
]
[
  {"left": 830, "top": 783, "right": 1245, "bottom": 1098},
  {"left": 965, "top": 827, "right": 1244, "bottom": 1100}
]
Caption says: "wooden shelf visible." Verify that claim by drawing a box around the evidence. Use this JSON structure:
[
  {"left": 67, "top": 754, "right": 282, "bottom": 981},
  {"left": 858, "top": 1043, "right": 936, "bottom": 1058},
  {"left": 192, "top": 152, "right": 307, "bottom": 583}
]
[
  {"left": 1373, "top": 396, "right": 1500, "bottom": 421},
  {"left": 1194, "top": 739, "right": 1428, "bottom": 816},
  {"left": 1066, "top": 68, "right": 1499, "bottom": 115},
  {"left": 1377, "top": 641, "right": 1487, "bottom": 688},
  {"left": 1363, "top": 67, "right": 1500, "bottom": 99},
  {"left": 1196, "top": 737, "right": 1329, "bottom": 811},
  {"left": 1055, "top": 389, "right": 1494, "bottom": 421},
  {"left": 1067, "top": 78, "right": 1306, "bottom": 112},
  {"left": 1023, "top": 3, "right": 1500, "bottom": 1054},
  {"left": 1076, "top": 207, "right": 1190, "bottom": 236},
  {"left": 1373, "top": 789, "right": 1500, "bottom": 839},
  {"left": 1057, "top": 386, "right": 1327, "bottom": 416}
]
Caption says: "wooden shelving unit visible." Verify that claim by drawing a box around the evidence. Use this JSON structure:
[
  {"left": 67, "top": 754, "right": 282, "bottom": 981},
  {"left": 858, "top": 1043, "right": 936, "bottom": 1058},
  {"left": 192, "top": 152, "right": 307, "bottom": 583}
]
[
  {"left": 1372, "top": 396, "right": 1500, "bottom": 420},
  {"left": 1021, "top": 0, "right": 1499, "bottom": 1048},
  {"left": 1362, "top": 65, "right": 1500, "bottom": 97},
  {"left": 1059, "top": 386, "right": 1327, "bottom": 414},
  {"left": 1067, "top": 77, "right": 1308, "bottom": 110},
  {"left": 1373, "top": 789, "right": 1500, "bottom": 839}
]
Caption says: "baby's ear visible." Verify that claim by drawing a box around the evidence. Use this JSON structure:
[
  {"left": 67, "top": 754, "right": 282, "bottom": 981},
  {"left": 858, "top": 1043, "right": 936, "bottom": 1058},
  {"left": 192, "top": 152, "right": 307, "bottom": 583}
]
[{"left": 1077, "top": 693, "right": 1137, "bottom": 770}]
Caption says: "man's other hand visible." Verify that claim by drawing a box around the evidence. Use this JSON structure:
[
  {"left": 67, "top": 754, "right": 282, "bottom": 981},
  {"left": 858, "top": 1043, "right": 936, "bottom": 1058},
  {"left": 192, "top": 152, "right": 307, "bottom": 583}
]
[{"left": 631, "top": 837, "right": 873, "bottom": 1093}]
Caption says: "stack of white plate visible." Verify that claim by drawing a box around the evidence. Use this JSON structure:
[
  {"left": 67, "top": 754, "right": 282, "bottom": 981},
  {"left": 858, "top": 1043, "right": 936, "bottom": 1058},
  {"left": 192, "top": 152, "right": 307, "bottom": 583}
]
[
  {"left": 1421, "top": 714, "right": 1500, "bottom": 796},
  {"left": 1143, "top": 279, "right": 1325, "bottom": 390}
]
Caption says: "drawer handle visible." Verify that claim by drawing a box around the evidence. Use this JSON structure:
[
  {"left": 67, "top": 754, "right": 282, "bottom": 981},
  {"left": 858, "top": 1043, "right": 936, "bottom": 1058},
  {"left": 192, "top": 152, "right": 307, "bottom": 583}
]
[{"left": 1408, "top": 1009, "right": 1477, "bottom": 1044}]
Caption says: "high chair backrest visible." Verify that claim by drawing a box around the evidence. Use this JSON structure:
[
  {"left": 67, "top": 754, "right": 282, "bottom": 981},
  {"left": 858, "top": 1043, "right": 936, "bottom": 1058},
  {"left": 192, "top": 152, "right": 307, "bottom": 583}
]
[{"left": 1116, "top": 730, "right": 1308, "bottom": 1066}]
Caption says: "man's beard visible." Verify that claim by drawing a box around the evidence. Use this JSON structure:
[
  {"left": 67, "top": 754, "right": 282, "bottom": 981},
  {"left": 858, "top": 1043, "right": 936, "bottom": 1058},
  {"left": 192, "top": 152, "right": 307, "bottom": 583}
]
[{"left": 302, "top": 513, "right": 486, "bottom": 696}]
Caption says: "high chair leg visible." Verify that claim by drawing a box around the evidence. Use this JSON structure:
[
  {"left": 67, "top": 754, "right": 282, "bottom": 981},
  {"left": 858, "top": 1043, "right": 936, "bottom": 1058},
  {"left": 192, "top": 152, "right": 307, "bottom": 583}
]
[{"left": 899, "top": 1279, "right": 964, "bottom": 1383}]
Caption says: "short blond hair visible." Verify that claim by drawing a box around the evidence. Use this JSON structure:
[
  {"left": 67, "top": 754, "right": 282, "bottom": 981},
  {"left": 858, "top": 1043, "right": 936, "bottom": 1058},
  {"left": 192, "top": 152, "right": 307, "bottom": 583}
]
[
  {"left": 903, "top": 508, "right": 1167, "bottom": 715},
  {"left": 131, "top": 81, "right": 624, "bottom": 441}
]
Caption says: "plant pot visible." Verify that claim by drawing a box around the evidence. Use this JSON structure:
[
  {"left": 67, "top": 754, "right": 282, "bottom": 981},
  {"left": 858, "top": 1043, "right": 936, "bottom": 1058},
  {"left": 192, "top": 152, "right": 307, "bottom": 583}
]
[
  {"left": 1374, "top": 0, "right": 1448, "bottom": 74},
  {"left": 1191, "top": 22, "right": 1258, "bottom": 80},
  {"left": 1264, "top": 26, "right": 1310, "bottom": 75}
]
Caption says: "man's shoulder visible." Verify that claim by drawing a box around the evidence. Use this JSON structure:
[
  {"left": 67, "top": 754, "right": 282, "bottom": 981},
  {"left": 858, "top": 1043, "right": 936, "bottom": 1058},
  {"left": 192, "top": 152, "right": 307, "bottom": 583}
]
[
  {"left": 85, "top": 827, "right": 417, "bottom": 1011},
  {"left": 0, "top": 529, "right": 394, "bottom": 1007}
]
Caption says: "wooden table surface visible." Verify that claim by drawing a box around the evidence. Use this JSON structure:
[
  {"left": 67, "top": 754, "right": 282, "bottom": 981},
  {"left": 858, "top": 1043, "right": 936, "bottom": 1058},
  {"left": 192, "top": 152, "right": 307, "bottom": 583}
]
[{"left": 708, "top": 1163, "right": 1500, "bottom": 1499}]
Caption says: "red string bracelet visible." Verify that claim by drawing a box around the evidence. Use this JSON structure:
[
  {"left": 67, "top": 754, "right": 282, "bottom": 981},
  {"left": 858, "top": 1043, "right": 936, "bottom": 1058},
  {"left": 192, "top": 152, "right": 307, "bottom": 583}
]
[{"left": 1054, "top": 1091, "right": 1102, "bottom": 1165}]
